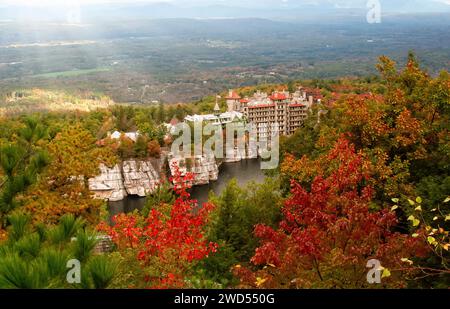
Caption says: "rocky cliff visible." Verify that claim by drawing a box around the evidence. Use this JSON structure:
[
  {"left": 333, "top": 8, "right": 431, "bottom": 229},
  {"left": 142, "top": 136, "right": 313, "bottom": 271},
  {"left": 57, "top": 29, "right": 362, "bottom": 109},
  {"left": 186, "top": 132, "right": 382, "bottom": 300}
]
[
  {"left": 168, "top": 153, "right": 219, "bottom": 186},
  {"left": 89, "top": 152, "right": 242, "bottom": 201},
  {"left": 89, "top": 158, "right": 164, "bottom": 202},
  {"left": 88, "top": 164, "right": 126, "bottom": 202},
  {"left": 122, "top": 160, "right": 161, "bottom": 197}
]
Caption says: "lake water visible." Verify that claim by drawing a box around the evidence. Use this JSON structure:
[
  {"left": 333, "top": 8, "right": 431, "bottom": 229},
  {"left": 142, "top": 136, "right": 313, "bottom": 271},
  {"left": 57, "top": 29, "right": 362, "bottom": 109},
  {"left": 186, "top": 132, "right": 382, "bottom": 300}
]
[{"left": 108, "top": 159, "right": 267, "bottom": 216}]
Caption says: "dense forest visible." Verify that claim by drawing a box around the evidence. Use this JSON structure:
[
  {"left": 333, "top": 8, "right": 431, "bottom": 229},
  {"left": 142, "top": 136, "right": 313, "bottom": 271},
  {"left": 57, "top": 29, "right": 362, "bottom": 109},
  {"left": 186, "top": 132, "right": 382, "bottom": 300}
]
[{"left": 0, "top": 54, "right": 448, "bottom": 288}]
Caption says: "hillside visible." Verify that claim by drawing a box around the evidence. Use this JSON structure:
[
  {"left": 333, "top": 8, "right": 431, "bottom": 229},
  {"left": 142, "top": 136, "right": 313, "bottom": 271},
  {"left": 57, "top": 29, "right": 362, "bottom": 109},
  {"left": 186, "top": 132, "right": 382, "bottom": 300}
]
[{"left": 0, "top": 89, "right": 114, "bottom": 117}]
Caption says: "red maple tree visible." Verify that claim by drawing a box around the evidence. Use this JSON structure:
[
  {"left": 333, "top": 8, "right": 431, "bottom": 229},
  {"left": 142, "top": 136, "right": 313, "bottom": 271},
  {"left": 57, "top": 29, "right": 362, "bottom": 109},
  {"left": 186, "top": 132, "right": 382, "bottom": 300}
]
[
  {"left": 99, "top": 163, "right": 218, "bottom": 288},
  {"left": 235, "top": 137, "right": 427, "bottom": 288}
]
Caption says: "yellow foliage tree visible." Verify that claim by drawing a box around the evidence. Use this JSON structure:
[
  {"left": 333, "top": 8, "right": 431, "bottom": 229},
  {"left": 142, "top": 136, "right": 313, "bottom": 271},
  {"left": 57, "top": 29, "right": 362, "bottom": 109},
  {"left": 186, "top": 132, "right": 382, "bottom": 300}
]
[{"left": 20, "top": 126, "right": 118, "bottom": 225}]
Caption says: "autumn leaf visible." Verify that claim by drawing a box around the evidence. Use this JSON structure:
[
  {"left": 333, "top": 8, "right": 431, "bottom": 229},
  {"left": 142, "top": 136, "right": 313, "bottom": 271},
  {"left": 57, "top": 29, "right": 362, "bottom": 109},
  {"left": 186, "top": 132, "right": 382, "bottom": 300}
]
[
  {"left": 381, "top": 268, "right": 391, "bottom": 278},
  {"left": 407, "top": 215, "right": 420, "bottom": 227},
  {"left": 255, "top": 277, "right": 267, "bottom": 287},
  {"left": 401, "top": 258, "right": 413, "bottom": 265},
  {"left": 427, "top": 236, "right": 437, "bottom": 246}
]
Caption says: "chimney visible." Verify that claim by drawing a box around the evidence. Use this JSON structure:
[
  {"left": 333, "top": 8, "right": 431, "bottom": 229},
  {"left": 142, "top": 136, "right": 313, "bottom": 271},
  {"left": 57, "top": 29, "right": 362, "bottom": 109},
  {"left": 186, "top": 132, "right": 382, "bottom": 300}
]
[
  {"left": 227, "top": 101, "right": 234, "bottom": 112},
  {"left": 308, "top": 95, "right": 313, "bottom": 106}
]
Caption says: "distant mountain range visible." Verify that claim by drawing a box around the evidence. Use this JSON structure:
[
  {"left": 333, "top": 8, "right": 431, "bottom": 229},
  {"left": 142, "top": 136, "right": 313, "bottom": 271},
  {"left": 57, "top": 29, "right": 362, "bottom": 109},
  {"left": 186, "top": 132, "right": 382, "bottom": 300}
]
[{"left": 0, "top": 0, "right": 449, "bottom": 22}]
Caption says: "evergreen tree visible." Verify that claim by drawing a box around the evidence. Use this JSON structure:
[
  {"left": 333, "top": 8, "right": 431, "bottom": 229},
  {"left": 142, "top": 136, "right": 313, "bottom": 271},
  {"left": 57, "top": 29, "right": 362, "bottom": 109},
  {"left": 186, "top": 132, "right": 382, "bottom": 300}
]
[
  {"left": 0, "top": 213, "right": 118, "bottom": 289},
  {"left": 0, "top": 117, "right": 49, "bottom": 228}
]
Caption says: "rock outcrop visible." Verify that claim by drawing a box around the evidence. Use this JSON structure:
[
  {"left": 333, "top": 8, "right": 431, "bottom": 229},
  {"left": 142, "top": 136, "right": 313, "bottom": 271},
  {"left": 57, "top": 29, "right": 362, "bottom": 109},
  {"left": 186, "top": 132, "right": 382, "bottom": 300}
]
[
  {"left": 89, "top": 158, "right": 163, "bottom": 202},
  {"left": 168, "top": 153, "right": 219, "bottom": 186},
  {"left": 88, "top": 164, "right": 127, "bottom": 202},
  {"left": 122, "top": 160, "right": 161, "bottom": 197},
  {"left": 89, "top": 148, "right": 258, "bottom": 201}
]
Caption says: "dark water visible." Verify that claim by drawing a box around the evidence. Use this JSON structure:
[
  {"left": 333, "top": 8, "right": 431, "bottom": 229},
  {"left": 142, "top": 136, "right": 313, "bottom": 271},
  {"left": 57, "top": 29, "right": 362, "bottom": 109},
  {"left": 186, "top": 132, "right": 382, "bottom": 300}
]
[
  {"left": 189, "top": 159, "right": 267, "bottom": 206},
  {"left": 108, "top": 195, "right": 147, "bottom": 218},
  {"left": 108, "top": 159, "right": 267, "bottom": 215}
]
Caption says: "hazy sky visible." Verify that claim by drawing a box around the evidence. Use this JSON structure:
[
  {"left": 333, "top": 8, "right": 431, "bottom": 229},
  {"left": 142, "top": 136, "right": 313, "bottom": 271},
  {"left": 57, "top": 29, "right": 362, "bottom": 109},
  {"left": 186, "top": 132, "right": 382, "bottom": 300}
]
[{"left": 1, "top": 0, "right": 449, "bottom": 6}]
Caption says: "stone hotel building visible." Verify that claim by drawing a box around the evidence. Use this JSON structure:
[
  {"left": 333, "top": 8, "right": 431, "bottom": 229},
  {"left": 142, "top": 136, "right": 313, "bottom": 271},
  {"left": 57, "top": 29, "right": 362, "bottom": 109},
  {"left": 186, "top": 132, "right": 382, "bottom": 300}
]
[{"left": 225, "top": 88, "right": 320, "bottom": 138}]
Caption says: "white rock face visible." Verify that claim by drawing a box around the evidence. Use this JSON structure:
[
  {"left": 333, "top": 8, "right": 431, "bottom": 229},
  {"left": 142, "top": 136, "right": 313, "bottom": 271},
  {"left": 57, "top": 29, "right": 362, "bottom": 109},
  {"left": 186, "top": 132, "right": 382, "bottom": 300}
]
[
  {"left": 89, "top": 159, "right": 162, "bottom": 201},
  {"left": 88, "top": 164, "right": 127, "bottom": 202},
  {"left": 168, "top": 153, "right": 219, "bottom": 186},
  {"left": 122, "top": 160, "right": 160, "bottom": 197}
]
